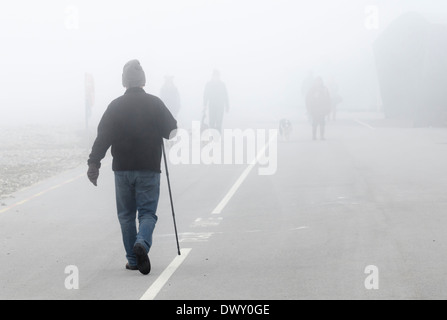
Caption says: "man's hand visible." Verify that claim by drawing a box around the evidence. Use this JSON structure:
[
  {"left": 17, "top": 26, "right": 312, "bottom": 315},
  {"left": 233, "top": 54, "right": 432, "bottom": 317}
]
[{"left": 87, "top": 164, "right": 99, "bottom": 186}]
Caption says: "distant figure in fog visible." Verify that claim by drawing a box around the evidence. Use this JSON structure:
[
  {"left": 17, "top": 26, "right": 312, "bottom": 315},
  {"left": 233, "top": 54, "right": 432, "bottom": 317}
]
[
  {"left": 306, "top": 77, "right": 331, "bottom": 140},
  {"left": 279, "top": 118, "right": 292, "bottom": 140},
  {"left": 160, "top": 76, "right": 181, "bottom": 118},
  {"left": 327, "top": 77, "right": 342, "bottom": 121},
  {"left": 203, "top": 70, "right": 229, "bottom": 133}
]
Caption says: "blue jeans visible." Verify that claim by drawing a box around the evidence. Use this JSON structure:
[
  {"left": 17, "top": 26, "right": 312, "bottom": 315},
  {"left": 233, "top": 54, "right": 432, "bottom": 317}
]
[{"left": 114, "top": 170, "right": 160, "bottom": 266}]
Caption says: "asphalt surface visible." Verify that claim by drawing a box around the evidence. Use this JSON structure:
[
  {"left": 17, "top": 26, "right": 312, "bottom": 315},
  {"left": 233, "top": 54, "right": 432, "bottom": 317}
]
[{"left": 1, "top": 112, "right": 447, "bottom": 300}]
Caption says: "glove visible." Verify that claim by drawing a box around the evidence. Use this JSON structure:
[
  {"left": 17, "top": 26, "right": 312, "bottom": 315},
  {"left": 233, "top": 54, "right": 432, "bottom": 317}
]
[{"left": 87, "top": 164, "right": 99, "bottom": 186}]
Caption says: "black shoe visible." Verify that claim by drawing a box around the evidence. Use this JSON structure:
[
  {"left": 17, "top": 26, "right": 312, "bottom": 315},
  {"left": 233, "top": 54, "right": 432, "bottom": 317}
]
[
  {"left": 133, "top": 243, "right": 151, "bottom": 275},
  {"left": 126, "top": 263, "right": 138, "bottom": 271}
]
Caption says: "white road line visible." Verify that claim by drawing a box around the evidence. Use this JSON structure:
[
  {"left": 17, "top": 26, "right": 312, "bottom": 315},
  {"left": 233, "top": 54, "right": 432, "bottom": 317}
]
[
  {"left": 211, "top": 162, "right": 255, "bottom": 215},
  {"left": 211, "top": 134, "right": 275, "bottom": 215},
  {"left": 0, "top": 173, "right": 85, "bottom": 214},
  {"left": 291, "top": 226, "right": 309, "bottom": 231},
  {"left": 354, "top": 119, "right": 375, "bottom": 130},
  {"left": 191, "top": 217, "right": 223, "bottom": 227},
  {"left": 140, "top": 248, "right": 192, "bottom": 300}
]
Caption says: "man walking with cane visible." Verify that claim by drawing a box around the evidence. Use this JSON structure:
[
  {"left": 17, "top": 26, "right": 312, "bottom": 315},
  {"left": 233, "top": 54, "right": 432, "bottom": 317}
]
[{"left": 87, "top": 59, "right": 177, "bottom": 275}]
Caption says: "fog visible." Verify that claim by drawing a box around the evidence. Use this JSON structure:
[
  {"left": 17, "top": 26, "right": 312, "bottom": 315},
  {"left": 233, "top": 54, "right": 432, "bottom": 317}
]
[
  {"left": 1, "top": 0, "right": 444, "bottom": 126},
  {"left": 3, "top": 1, "right": 447, "bottom": 300}
]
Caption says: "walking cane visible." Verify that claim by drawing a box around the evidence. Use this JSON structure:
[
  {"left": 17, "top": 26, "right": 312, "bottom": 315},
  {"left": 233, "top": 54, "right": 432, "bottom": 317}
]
[{"left": 162, "top": 141, "right": 181, "bottom": 255}]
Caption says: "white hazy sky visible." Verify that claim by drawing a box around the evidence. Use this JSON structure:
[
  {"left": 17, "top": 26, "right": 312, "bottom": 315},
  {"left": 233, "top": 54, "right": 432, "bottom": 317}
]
[{"left": 0, "top": 0, "right": 445, "bottom": 125}]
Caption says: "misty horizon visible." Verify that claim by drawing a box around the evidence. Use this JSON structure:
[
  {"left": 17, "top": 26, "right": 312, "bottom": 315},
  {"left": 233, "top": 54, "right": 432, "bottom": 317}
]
[{"left": 0, "top": 1, "right": 445, "bottom": 127}]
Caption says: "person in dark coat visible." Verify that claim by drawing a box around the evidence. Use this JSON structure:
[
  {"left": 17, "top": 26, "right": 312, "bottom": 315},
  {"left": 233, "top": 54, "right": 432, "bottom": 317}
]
[
  {"left": 306, "top": 77, "right": 331, "bottom": 140},
  {"left": 203, "top": 69, "right": 229, "bottom": 133},
  {"left": 160, "top": 75, "right": 181, "bottom": 118},
  {"left": 87, "top": 59, "right": 177, "bottom": 275}
]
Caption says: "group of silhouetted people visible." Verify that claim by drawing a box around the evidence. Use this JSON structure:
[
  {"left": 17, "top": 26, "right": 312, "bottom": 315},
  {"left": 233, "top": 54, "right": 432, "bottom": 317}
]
[{"left": 87, "top": 60, "right": 345, "bottom": 275}]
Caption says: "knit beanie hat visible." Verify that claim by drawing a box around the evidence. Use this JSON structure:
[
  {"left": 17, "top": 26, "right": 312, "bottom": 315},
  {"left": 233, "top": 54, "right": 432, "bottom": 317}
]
[{"left": 122, "top": 59, "right": 146, "bottom": 88}]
